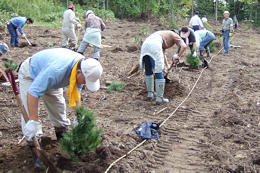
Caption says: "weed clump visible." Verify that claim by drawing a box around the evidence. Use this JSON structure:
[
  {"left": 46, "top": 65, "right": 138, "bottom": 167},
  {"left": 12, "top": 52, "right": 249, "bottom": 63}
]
[
  {"left": 4, "top": 59, "right": 18, "bottom": 71},
  {"left": 60, "top": 106, "right": 102, "bottom": 160},
  {"left": 107, "top": 81, "right": 126, "bottom": 92}
]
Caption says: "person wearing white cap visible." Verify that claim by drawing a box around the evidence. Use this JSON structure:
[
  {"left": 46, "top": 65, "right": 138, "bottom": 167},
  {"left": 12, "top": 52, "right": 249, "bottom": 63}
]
[
  {"left": 189, "top": 11, "right": 204, "bottom": 31},
  {"left": 77, "top": 10, "right": 106, "bottom": 60},
  {"left": 62, "top": 4, "right": 82, "bottom": 50},
  {"left": 17, "top": 48, "right": 102, "bottom": 168},
  {"left": 140, "top": 30, "right": 186, "bottom": 104},
  {"left": 221, "top": 10, "right": 234, "bottom": 55},
  {"left": 0, "top": 42, "right": 9, "bottom": 81}
]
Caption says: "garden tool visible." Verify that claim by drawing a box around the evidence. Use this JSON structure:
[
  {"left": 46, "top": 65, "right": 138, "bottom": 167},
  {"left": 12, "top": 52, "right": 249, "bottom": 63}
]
[
  {"left": 24, "top": 36, "right": 32, "bottom": 46},
  {"left": 5, "top": 68, "right": 57, "bottom": 173},
  {"left": 164, "top": 59, "right": 179, "bottom": 83}
]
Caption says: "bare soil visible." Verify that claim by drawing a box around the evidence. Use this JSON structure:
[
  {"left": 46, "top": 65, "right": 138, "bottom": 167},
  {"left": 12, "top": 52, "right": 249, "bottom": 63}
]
[{"left": 1, "top": 15, "right": 260, "bottom": 173}]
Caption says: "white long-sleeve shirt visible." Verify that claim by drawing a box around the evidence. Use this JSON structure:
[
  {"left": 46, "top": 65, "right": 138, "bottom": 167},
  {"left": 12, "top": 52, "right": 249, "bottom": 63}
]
[
  {"left": 189, "top": 15, "right": 204, "bottom": 28},
  {"left": 62, "top": 9, "right": 80, "bottom": 30}
]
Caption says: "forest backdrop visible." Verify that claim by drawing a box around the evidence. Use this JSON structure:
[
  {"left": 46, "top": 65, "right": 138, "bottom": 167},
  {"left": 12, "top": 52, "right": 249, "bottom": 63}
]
[{"left": 0, "top": 0, "right": 260, "bottom": 28}]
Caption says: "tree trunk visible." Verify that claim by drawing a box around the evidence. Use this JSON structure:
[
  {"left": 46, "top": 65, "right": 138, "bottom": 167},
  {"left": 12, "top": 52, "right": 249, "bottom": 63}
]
[
  {"left": 103, "top": 0, "right": 105, "bottom": 10},
  {"left": 216, "top": 0, "right": 218, "bottom": 25},
  {"left": 255, "top": 5, "right": 258, "bottom": 23},
  {"left": 249, "top": 3, "right": 254, "bottom": 22},
  {"left": 97, "top": 0, "right": 99, "bottom": 9},
  {"left": 106, "top": 0, "right": 108, "bottom": 10},
  {"left": 238, "top": 1, "right": 242, "bottom": 16},
  {"left": 192, "top": 0, "right": 194, "bottom": 16}
]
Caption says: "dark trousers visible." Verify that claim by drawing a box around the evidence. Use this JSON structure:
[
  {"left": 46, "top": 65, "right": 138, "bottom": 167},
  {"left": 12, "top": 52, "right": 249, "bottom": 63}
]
[{"left": 7, "top": 24, "right": 19, "bottom": 46}]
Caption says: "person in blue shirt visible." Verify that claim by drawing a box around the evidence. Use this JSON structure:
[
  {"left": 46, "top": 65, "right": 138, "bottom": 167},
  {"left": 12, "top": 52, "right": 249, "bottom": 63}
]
[
  {"left": 6, "top": 16, "right": 34, "bottom": 47},
  {"left": 18, "top": 48, "right": 102, "bottom": 168}
]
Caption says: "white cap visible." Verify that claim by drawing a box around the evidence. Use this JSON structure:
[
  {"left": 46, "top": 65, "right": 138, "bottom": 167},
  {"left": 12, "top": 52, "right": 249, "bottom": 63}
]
[
  {"left": 224, "top": 11, "right": 230, "bottom": 14},
  {"left": 0, "top": 43, "right": 9, "bottom": 56},
  {"left": 81, "top": 58, "right": 102, "bottom": 92},
  {"left": 86, "top": 10, "right": 94, "bottom": 16}
]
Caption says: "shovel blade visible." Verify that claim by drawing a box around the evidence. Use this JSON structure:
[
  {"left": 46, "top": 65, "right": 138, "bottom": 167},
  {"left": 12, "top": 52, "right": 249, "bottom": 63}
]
[{"left": 33, "top": 148, "right": 58, "bottom": 173}]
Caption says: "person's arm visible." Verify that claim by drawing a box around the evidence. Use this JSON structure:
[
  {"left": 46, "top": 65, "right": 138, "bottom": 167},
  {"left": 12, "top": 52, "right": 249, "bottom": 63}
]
[
  {"left": 164, "top": 52, "right": 169, "bottom": 68},
  {"left": 178, "top": 41, "right": 187, "bottom": 56},
  {"left": 192, "top": 42, "right": 197, "bottom": 50},
  {"left": 27, "top": 92, "right": 39, "bottom": 121},
  {"left": 69, "top": 11, "right": 80, "bottom": 26},
  {"left": 100, "top": 19, "right": 106, "bottom": 31}
]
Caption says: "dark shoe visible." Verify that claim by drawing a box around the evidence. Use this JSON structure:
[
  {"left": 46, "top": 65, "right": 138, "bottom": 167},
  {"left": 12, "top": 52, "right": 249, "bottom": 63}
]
[
  {"left": 206, "top": 49, "right": 210, "bottom": 57},
  {"left": 202, "top": 58, "right": 209, "bottom": 68},
  {"left": 15, "top": 45, "right": 19, "bottom": 47},
  {"left": 55, "top": 127, "right": 68, "bottom": 140},
  {"left": 78, "top": 52, "right": 84, "bottom": 55},
  {"left": 62, "top": 46, "right": 66, "bottom": 48}
]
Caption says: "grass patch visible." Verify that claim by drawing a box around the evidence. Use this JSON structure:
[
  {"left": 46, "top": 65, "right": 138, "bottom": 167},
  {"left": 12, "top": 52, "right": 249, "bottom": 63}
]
[{"left": 107, "top": 81, "right": 126, "bottom": 92}]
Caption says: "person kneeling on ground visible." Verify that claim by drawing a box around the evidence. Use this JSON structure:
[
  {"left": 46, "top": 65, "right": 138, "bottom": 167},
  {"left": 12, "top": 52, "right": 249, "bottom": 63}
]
[
  {"left": 195, "top": 29, "right": 215, "bottom": 68},
  {"left": 0, "top": 42, "right": 9, "bottom": 81},
  {"left": 140, "top": 30, "right": 186, "bottom": 104},
  {"left": 18, "top": 48, "right": 102, "bottom": 168}
]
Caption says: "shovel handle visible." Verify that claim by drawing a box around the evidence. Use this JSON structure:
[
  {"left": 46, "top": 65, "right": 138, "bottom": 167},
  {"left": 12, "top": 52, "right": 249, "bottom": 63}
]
[{"left": 24, "top": 36, "right": 31, "bottom": 46}]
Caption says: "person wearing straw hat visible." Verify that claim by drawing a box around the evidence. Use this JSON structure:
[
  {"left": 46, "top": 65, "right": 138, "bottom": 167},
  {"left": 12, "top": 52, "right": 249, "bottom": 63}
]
[
  {"left": 221, "top": 10, "right": 234, "bottom": 56},
  {"left": 6, "top": 17, "right": 34, "bottom": 47},
  {"left": 189, "top": 11, "right": 204, "bottom": 31},
  {"left": 77, "top": 10, "right": 106, "bottom": 61},
  {"left": 62, "top": 4, "right": 82, "bottom": 50},
  {"left": 18, "top": 48, "right": 102, "bottom": 168},
  {"left": 0, "top": 42, "right": 9, "bottom": 81},
  {"left": 140, "top": 30, "right": 186, "bottom": 104}
]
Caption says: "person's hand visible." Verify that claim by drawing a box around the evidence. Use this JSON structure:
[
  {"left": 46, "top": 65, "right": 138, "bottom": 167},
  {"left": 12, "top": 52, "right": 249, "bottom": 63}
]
[
  {"left": 229, "top": 32, "right": 232, "bottom": 37},
  {"left": 192, "top": 51, "right": 197, "bottom": 57},
  {"left": 173, "top": 54, "right": 180, "bottom": 62},
  {"left": 77, "top": 24, "right": 82, "bottom": 28},
  {"left": 23, "top": 120, "right": 41, "bottom": 141},
  {"left": 22, "top": 34, "right": 26, "bottom": 38}
]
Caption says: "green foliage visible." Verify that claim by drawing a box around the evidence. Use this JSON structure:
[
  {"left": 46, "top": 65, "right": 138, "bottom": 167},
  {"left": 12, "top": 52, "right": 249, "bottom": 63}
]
[
  {"left": 4, "top": 59, "right": 19, "bottom": 71},
  {"left": 169, "top": 19, "right": 178, "bottom": 30},
  {"left": 186, "top": 48, "right": 201, "bottom": 68},
  {"left": 60, "top": 106, "right": 102, "bottom": 159},
  {"left": 107, "top": 81, "right": 126, "bottom": 92},
  {"left": 47, "top": 42, "right": 54, "bottom": 47},
  {"left": 139, "top": 25, "right": 150, "bottom": 35},
  {"left": 134, "top": 32, "right": 143, "bottom": 43},
  {"left": 209, "top": 42, "right": 216, "bottom": 52}
]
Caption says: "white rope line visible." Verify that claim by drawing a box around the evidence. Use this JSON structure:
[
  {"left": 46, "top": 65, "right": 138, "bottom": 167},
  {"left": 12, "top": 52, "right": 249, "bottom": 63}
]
[{"left": 104, "top": 34, "right": 235, "bottom": 173}]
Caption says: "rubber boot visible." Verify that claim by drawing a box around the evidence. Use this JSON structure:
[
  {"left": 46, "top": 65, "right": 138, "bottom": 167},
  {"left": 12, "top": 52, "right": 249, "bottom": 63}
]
[
  {"left": 55, "top": 127, "right": 68, "bottom": 141},
  {"left": 206, "top": 49, "right": 210, "bottom": 57},
  {"left": 145, "top": 75, "right": 155, "bottom": 99},
  {"left": 155, "top": 79, "right": 169, "bottom": 104},
  {"left": 69, "top": 43, "right": 76, "bottom": 50},
  {"left": 199, "top": 49, "right": 204, "bottom": 59},
  {"left": 202, "top": 58, "right": 209, "bottom": 68},
  {"left": 28, "top": 141, "right": 46, "bottom": 168}
]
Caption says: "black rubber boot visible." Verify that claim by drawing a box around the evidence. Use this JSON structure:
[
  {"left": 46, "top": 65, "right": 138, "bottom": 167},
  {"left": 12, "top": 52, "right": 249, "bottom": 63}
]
[
  {"left": 55, "top": 127, "right": 68, "bottom": 141},
  {"left": 78, "top": 52, "right": 84, "bottom": 55},
  {"left": 28, "top": 141, "right": 46, "bottom": 168},
  {"left": 202, "top": 58, "right": 209, "bottom": 68},
  {"left": 199, "top": 49, "right": 204, "bottom": 58},
  {"left": 206, "top": 49, "right": 210, "bottom": 57}
]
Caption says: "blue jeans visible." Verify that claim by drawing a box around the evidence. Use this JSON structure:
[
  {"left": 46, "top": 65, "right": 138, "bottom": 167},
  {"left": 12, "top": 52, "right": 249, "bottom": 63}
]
[
  {"left": 199, "top": 31, "right": 215, "bottom": 50},
  {"left": 7, "top": 24, "right": 19, "bottom": 46},
  {"left": 223, "top": 30, "right": 230, "bottom": 54},
  {"left": 143, "top": 55, "right": 164, "bottom": 79},
  {"left": 193, "top": 26, "right": 200, "bottom": 31}
]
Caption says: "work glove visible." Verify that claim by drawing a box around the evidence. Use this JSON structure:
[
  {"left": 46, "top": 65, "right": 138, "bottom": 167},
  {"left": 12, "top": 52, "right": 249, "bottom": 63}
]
[
  {"left": 23, "top": 120, "right": 41, "bottom": 141},
  {"left": 192, "top": 51, "right": 197, "bottom": 57},
  {"left": 229, "top": 32, "right": 232, "bottom": 37},
  {"left": 73, "top": 116, "right": 79, "bottom": 127},
  {"left": 22, "top": 34, "right": 26, "bottom": 38},
  {"left": 173, "top": 54, "right": 180, "bottom": 64},
  {"left": 77, "top": 23, "right": 82, "bottom": 28}
]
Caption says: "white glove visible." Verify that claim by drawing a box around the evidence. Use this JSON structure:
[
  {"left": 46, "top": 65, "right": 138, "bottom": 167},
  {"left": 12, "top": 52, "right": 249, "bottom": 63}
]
[
  {"left": 73, "top": 117, "right": 79, "bottom": 127},
  {"left": 192, "top": 51, "right": 197, "bottom": 57},
  {"left": 173, "top": 54, "right": 180, "bottom": 63},
  {"left": 77, "top": 24, "right": 82, "bottom": 28},
  {"left": 165, "top": 64, "right": 171, "bottom": 71},
  {"left": 22, "top": 34, "right": 26, "bottom": 38},
  {"left": 23, "top": 120, "right": 41, "bottom": 141}
]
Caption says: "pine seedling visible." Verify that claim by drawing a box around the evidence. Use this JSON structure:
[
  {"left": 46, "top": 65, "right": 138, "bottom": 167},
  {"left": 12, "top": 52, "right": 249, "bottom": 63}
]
[
  {"left": 4, "top": 59, "right": 19, "bottom": 71},
  {"left": 106, "top": 81, "right": 126, "bottom": 92},
  {"left": 186, "top": 48, "right": 201, "bottom": 68},
  {"left": 209, "top": 42, "right": 216, "bottom": 52},
  {"left": 60, "top": 106, "right": 102, "bottom": 160}
]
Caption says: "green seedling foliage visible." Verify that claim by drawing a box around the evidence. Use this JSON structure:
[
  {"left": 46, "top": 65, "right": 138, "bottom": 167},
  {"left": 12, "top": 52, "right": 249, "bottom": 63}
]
[
  {"left": 60, "top": 106, "right": 102, "bottom": 159},
  {"left": 4, "top": 59, "right": 18, "bottom": 71},
  {"left": 209, "top": 42, "right": 216, "bottom": 52},
  {"left": 186, "top": 48, "right": 201, "bottom": 68},
  {"left": 107, "top": 81, "right": 126, "bottom": 92}
]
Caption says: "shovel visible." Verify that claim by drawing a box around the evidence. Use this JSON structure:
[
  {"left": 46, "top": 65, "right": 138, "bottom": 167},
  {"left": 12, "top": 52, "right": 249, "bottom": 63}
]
[
  {"left": 5, "top": 68, "right": 58, "bottom": 173},
  {"left": 164, "top": 59, "right": 179, "bottom": 83},
  {"left": 24, "top": 36, "right": 32, "bottom": 46}
]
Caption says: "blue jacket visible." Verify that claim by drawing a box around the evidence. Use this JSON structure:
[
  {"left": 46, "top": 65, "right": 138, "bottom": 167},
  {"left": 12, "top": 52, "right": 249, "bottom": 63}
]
[{"left": 9, "top": 16, "right": 27, "bottom": 35}]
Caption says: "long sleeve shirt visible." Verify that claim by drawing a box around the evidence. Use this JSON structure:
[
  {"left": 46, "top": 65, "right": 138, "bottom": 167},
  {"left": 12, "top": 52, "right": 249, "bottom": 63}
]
[
  {"left": 62, "top": 9, "right": 80, "bottom": 30},
  {"left": 85, "top": 14, "right": 106, "bottom": 31},
  {"left": 9, "top": 16, "right": 27, "bottom": 35},
  {"left": 189, "top": 15, "right": 204, "bottom": 28},
  {"left": 29, "top": 48, "right": 84, "bottom": 98}
]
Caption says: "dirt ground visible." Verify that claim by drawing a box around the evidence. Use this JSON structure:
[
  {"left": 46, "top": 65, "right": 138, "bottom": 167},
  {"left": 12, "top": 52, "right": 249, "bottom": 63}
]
[{"left": 1, "top": 14, "right": 260, "bottom": 173}]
